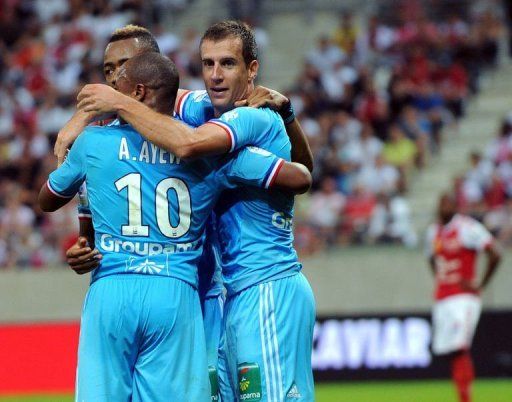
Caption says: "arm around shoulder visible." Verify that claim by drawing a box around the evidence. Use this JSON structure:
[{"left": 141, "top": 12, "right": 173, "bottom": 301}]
[{"left": 271, "top": 161, "right": 312, "bottom": 194}]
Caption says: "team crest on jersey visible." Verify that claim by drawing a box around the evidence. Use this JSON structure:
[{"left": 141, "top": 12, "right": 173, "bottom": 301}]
[
  {"left": 222, "top": 109, "right": 239, "bottom": 122},
  {"left": 127, "top": 257, "right": 165, "bottom": 274},
  {"left": 438, "top": 235, "right": 461, "bottom": 253},
  {"left": 247, "top": 146, "right": 271, "bottom": 156},
  {"left": 238, "top": 363, "right": 261, "bottom": 401}
]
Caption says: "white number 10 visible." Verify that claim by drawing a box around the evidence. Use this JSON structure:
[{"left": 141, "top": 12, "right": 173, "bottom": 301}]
[{"left": 115, "top": 173, "right": 191, "bottom": 238}]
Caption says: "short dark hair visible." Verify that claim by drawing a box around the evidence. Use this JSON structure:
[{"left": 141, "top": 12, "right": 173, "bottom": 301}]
[
  {"left": 200, "top": 20, "right": 257, "bottom": 65},
  {"left": 124, "top": 52, "right": 179, "bottom": 108},
  {"left": 109, "top": 25, "right": 160, "bottom": 53}
]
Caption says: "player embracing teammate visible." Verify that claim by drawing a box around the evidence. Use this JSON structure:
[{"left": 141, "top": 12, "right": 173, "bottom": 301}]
[
  {"left": 426, "top": 193, "right": 501, "bottom": 402},
  {"left": 45, "top": 21, "right": 316, "bottom": 401}
]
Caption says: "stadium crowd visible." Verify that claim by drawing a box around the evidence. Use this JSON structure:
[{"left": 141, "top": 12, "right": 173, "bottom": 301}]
[
  {"left": 0, "top": 0, "right": 199, "bottom": 268},
  {"left": 291, "top": 4, "right": 502, "bottom": 253},
  {"left": 0, "top": 0, "right": 504, "bottom": 267},
  {"left": 456, "top": 113, "right": 512, "bottom": 246}
]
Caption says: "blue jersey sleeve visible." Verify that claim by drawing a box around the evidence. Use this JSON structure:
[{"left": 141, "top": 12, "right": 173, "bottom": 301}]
[
  {"left": 208, "top": 107, "right": 273, "bottom": 153},
  {"left": 48, "top": 130, "right": 88, "bottom": 198},
  {"left": 175, "top": 90, "right": 214, "bottom": 127},
  {"left": 216, "top": 146, "right": 284, "bottom": 190}
]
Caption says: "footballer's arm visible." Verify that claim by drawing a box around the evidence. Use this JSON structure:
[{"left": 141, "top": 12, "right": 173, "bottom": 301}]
[
  {"left": 283, "top": 118, "right": 314, "bottom": 172},
  {"left": 238, "top": 86, "right": 314, "bottom": 172},
  {"left": 54, "top": 89, "right": 190, "bottom": 163},
  {"left": 479, "top": 243, "right": 501, "bottom": 291},
  {"left": 39, "top": 187, "right": 101, "bottom": 273},
  {"left": 78, "top": 84, "right": 232, "bottom": 158},
  {"left": 54, "top": 110, "right": 95, "bottom": 165},
  {"left": 271, "top": 161, "right": 312, "bottom": 194},
  {"left": 38, "top": 183, "right": 74, "bottom": 212}
]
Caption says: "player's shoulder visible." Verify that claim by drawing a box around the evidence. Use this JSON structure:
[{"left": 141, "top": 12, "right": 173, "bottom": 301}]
[
  {"left": 221, "top": 106, "right": 279, "bottom": 126},
  {"left": 189, "top": 89, "right": 210, "bottom": 103},
  {"left": 453, "top": 214, "right": 480, "bottom": 229},
  {"left": 179, "top": 89, "right": 211, "bottom": 107},
  {"left": 82, "top": 123, "right": 136, "bottom": 144},
  {"left": 82, "top": 123, "right": 130, "bottom": 135}
]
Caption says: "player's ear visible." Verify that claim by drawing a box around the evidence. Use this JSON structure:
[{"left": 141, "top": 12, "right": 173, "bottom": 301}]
[
  {"left": 133, "top": 84, "right": 146, "bottom": 102},
  {"left": 247, "top": 60, "right": 259, "bottom": 83}
]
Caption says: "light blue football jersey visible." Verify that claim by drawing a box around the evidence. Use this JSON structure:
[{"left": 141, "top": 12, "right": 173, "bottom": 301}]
[
  {"left": 180, "top": 92, "right": 301, "bottom": 296},
  {"left": 198, "top": 213, "right": 224, "bottom": 299},
  {"left": 175, "top": 90, "right": 215, "bottom": 127},
  {"left": 75, "top": 116, "right": 224, "bottom": 297},
  {"left": 48, "top": 123, "right": 284, "bottom": 288}
]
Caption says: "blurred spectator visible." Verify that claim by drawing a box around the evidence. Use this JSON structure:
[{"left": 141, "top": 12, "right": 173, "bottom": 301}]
[
  {"left": 452, "top": 112, "right": 512, "bottom": 248},
  {"left": 382, "top": 124, "right": 417, "bottom": 190},
  {"left": 307, "top": 177, "right": 346, "bottom": 249},
  {"left": 397, "top": 105, "right": 429, "bottom": 168},
  {"left": 357, "top": 154, "right": 399, "bottom": 195},
  {"left": 465, "top": 151, "right": 493, "bottom": 191},
  {"left": 333, "top": 11, "right": 358, "bottom": 58},
  {"left": 368, "top": 193, "right": 418, "bottom": 247},
  {"left": 341, "top": 184, "right": 376, "bottom": 243},
  {"left": 307, "top": 36, "right": 346, "bottom": 73}
]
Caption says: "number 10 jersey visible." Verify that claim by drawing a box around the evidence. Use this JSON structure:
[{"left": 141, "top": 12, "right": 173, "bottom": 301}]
[{"left": 47, "top": 123, "right": 284, "bottom": 287}]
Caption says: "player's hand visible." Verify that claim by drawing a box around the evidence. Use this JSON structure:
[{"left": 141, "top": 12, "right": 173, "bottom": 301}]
[
  {"left": 54, "top": 110, "right": 92, "bottom": 166},
  {"left": 460, "top": 279, "right": 481, "bottom": 293},
  {"left": 66, "top": 237, "right": 102, "bottom": 275},
  {"left": 235, "top": 86, "right": 289, "bottom": 110},
  {"left": 77, "top": 84, "right": 121, "bottom": 115}
]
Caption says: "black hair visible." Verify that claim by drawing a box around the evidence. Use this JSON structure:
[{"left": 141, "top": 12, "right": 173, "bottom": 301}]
[
  {"left": 109, "top": 25, "right": 160, "bottom": 53},
  {"left": 124, "top": 52, "right": 179, "bottom": 108},
  {"left": 200, "top": 20, "right": 257, "bottom": 65}
]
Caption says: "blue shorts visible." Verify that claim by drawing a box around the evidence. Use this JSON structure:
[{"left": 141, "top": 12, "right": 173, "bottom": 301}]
[
  {"left": 220, "top": 273, "right": 316, "bottom": 402},
  {"left": 76, "top": 275, "right": 210, "bottom": 402},
  {"left": 202, "top": 293, "right": 225, "bottom": 401}
]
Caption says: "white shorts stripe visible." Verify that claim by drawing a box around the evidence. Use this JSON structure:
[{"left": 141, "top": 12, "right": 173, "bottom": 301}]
[
  {"left": 264, "top": 283, "right": 278, "bottom": 401},
  {"left": 259, "top": 284, "right": 272, "bottom": 401},
  {"left": 219, "top": 295, "right": 224, "bottom": 316},
  {"left": 268, "top": 282, "right": 284, "bottom": 400}
]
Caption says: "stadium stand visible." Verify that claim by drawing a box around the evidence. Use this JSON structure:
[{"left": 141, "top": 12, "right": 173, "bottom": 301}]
[{"left": 0, "top": 0, "right": 504, "bottom": 267}]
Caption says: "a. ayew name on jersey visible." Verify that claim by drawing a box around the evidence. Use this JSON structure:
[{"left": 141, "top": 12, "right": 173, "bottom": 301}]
[{"left": 118, "top": 137, "right": 181, "bottom": 165}]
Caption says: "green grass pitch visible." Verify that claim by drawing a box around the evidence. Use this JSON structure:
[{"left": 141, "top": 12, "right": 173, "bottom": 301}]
[{"left": 1, "top": 380, "right": 510, "bottom": 401}]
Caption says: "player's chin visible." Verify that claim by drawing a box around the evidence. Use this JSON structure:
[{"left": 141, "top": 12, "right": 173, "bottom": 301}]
[{"left": 210, "top": 97, "right": 232, "bottom": 113}]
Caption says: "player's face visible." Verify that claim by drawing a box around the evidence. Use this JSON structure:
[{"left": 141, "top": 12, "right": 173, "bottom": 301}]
[
  {"left": 114, "top": 65, "right": 133, "bottom": 96},
  {"left": 200, "top": 37, "right": 258, "bottom": 115},
  {"left": 438, "top": 195, "right": 456, "bottom": 223},
  {"left": 103, "top": 38, "right": 143, "bottom": 87}
]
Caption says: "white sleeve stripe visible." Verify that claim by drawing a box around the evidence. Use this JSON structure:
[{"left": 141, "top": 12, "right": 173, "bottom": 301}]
[
  {"left": 265, "top": 159, "right": 284, "bottom": 189},
  {"left": 178, "top": 91, "right": 192, "bottom": 119},
  {"left": 46, "top": 180, "right": 73, "bottom": 199},
  {"left": 209, "top": 120, "right": 236, "bottom": 152}
]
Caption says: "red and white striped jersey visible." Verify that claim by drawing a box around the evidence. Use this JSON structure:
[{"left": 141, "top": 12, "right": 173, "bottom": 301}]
[{"left": 426, "top": 214, "right": 492, "bottom": 300}]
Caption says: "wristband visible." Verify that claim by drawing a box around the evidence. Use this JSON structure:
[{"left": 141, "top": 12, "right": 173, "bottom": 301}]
[{"left": 279, "top": 100, "right": 295, "bottom": 125}]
